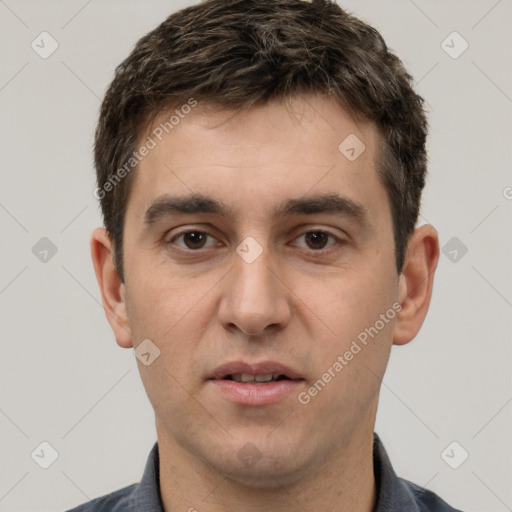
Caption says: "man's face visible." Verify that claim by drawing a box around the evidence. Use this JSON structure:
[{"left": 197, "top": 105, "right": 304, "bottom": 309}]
[{"left": 121, "top": 95, "right": 400, "bottom": 486}]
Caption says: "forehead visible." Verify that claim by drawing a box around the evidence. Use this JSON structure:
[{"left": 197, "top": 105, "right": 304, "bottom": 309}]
[{"left": 127, "top": 95, "right": 387, "bottom": 225}]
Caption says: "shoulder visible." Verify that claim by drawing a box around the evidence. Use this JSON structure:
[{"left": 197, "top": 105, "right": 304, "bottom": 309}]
[
  {"left": 65, "top": 442, "right": 161, "bottom": 512},
  {"left": 400, "top": 478, "right": 465, "bottom": 512},
  {"left": 65, "top": 483, "right": 137, "bottom": 512}
]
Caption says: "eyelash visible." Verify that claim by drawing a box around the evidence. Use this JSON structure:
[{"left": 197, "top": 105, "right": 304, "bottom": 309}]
[{"left": 167, "top": 229, "right": 343, "bottom": 254}]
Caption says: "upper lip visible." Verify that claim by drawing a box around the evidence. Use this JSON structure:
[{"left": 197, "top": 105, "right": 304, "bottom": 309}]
[{"left": 209, "top": 361, "right": 304, "bottom": 380}]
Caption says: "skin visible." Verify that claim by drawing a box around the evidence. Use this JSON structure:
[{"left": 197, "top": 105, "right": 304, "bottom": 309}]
[{"left": 91, "top": 94, "right": 439, "bottom": 512}]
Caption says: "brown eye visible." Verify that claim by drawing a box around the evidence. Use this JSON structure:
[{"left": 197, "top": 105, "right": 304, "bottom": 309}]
[
  {"left": 183, "top": 232, "right": 207, "bottom": 249},
  {"left": 293, "top": 231, "right": 339, "bottom": 251},
  {"left": 304, "top": 232, "right": 330, "bottom": 250},
  {"left": 170, "top": 231, "right": 218, "bottom": 250}
]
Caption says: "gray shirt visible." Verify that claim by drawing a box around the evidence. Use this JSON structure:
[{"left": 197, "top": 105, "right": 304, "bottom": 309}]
[{"left": 66, "top": 433, "right": 463, "bottom": 511}]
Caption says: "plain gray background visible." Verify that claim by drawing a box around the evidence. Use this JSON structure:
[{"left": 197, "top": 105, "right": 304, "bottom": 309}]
[{"left": 0, "top": 1, "right": 511, "bottom": 511}]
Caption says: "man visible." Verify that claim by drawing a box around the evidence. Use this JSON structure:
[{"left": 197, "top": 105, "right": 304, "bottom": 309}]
[{"left": 69, "top": 0, "right": 462, "bottom": 510}]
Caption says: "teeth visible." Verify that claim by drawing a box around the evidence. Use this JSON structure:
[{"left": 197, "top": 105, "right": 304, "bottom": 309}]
[
  {"left": 254, "top": 374, "right": 274, "bottom": 382},
  {"left": 231, "top": 373, "right": 278, "bottom": 383}
]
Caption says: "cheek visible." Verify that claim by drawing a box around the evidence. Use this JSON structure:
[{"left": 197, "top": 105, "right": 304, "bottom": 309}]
[
  {"left": 126, "top": 278, "right": 206, "bottom": 424},
  {"left": 125, "top": 267, "right": 217, "bottom": 387},
  {"left": 305, "top": 262, "right": 396, "bottom": 339},
  {"left": 126, "top": 260, "right": 207, "bottom": 339},
  {"left": 300, "top": 259, "right": 397, "bottom": 398}
]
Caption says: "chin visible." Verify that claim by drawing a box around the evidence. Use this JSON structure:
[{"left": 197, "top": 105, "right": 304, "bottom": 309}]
[{"left": 203, "top": 438, "right": 314, "bottom": 490}]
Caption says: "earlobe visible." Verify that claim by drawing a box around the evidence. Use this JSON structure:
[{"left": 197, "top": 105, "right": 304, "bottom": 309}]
[
  {"left": 90, "top": 227, "right": 133, "bottom": 348},
  {"left": 393, "top": 224, "right": 440, "bottom": 346}
]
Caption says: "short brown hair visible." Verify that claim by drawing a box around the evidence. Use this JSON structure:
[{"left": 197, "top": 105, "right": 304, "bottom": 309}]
[{"left": 94, "top": 0, "right": 428, "bottom": 282}]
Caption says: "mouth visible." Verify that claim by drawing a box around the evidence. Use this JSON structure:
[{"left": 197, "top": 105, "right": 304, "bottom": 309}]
[
  {"left": 209, "top": 360, "right": 304, "bottom": 381},
  {"left": 207, "top": 361, "right": 305, "bottom": 405},
  {"left": 221, "top": 373, "right": 295, "bottom": 384}
]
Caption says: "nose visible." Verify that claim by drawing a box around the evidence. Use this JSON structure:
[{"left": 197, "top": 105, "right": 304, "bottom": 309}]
[{"left": 217, "top": 248, "right": 291, "bottom": 337}]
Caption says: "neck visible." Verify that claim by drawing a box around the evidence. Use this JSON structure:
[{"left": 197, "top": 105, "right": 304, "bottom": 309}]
[{"left": 157, "top": 421, "right": 377, "bottom": 512}]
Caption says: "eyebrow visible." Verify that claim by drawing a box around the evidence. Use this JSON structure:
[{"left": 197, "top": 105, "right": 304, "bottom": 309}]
[{"left": 143, "top": 192, "right": 369, "bottom": 227}]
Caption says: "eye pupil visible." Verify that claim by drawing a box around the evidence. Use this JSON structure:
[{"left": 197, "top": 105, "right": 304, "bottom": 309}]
[
  {"left": 305, "top": 232, "right": 328, "bottom": 250},
  {"left": 184, "top": 232, "right": 206, "bottom": 249}
]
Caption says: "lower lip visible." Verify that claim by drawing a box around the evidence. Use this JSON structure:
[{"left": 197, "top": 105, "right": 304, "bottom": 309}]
[{"left": 208, "top": 379, "right": 304, "bottom": 405}]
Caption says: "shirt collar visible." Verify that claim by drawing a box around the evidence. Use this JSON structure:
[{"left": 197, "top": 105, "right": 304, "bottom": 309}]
[
  {"left": 373, "top": 432, "right": 422, "bottom": 511},
  {"left": 132, "top": 442, "right": 164, "bottom": 511}
]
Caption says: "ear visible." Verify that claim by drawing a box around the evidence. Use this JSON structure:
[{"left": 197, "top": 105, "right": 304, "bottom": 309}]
[
  {"left": 393, "top": 224, "right": 440, "bottom": 346},
  {"left": 90, "top": 227, "right": 133, "bottom": 348}
]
